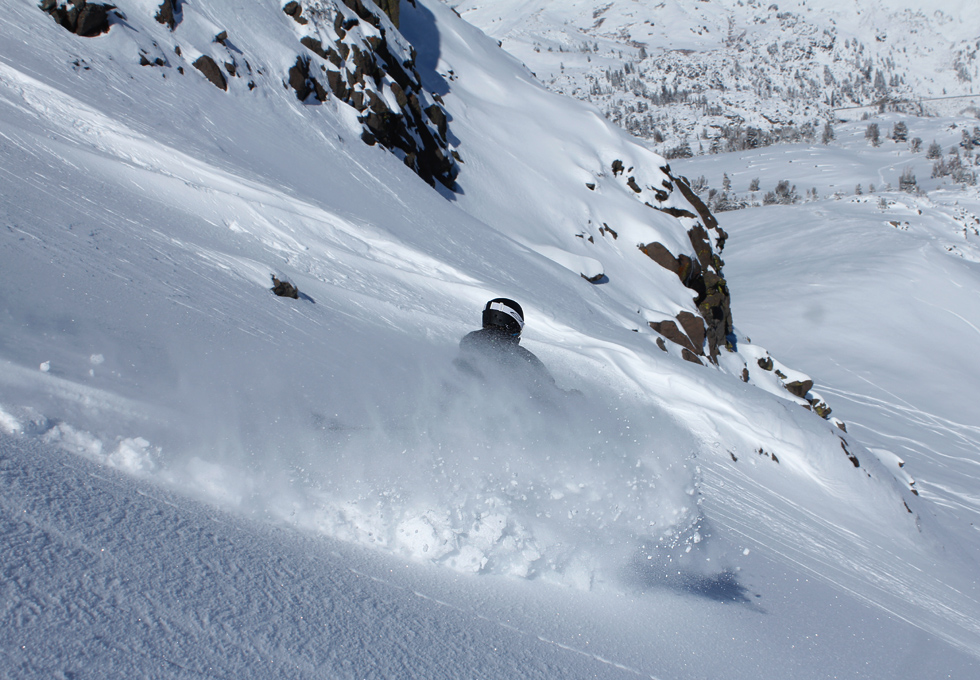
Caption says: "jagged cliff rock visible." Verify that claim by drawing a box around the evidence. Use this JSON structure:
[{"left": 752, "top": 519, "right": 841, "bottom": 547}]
[
  {"left": 154, "top": 0, "right": 182, "bottom": 31},
  {"left": 284, "top": 0, "right": 458, "bottom": 189},
  {"left": 620, "top": 158, "right": 732, "bottom": 364},
  {"left": 38, "top": 0, "right": 458, "bottom": 190},
  {"left": 40, "top": 0, "right": 115, "bottom": 37}
]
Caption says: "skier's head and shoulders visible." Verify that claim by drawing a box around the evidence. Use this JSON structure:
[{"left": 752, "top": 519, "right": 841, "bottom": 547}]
[
  {"left": 462, "top": 298, "right": 526, "bottom": 348},
  {"left": 458, "top": 298, "right": 551, "bottom": 376}
]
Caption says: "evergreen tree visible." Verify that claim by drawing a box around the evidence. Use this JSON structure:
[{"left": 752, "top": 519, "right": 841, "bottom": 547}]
[
  {"left": 899, "top": 167, "right": 917, "bottom": 193},
  {"left": 865, "top": 123, "right": 881, "bottom": 147},
  {"left": 821, "top": 122, "right": 835, "bottom": 144}
]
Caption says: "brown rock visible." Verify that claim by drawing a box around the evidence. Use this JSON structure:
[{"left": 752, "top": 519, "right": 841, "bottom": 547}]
[
  {"left": 425, "top": 104, "right": 447, "bottom": 139},
  {"left": 657, "top": 206, "right": 698, "bottom": 219},
  {"left": 271, "top": 276, "right": 299, "bottom": 299},
  {"left": 681, "top": 349, "right": 704, "bottom": 365},
  {"left": 155, "top": 0, "right": 182, "bottom": 31},
  {"left": 784, "top": 379, "right": 813, "bottom": 398},
  {"left": 193, "top": 55, "right": 227, "bottom": 91},
  {"left": 374, "top": 0, "right": 401, "bottom": 27},
  {"left": 676, "top": 311, "right": 705, "bottom": 354},
  {"left": 649, "top": 320, "right": 697, "bottom": 354},
  {"left": 42, "top": 1, "right": 114, "bottom": 37},
  {"left": 300, "top": 37, "right": 330, "bottom": 60},
  {"left": 638, "top": 242, "right": 680, "bottom": 275},
  {"left": 75, "top": 3, "right": 113, "bottom": 37},
  {"left": 283, "top": 1, "right": 306, "bottom": 23}
]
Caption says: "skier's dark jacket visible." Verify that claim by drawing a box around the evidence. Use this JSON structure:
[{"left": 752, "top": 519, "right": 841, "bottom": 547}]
[{"left": 454, "top": 326, "right": 557, "bottom": 393}]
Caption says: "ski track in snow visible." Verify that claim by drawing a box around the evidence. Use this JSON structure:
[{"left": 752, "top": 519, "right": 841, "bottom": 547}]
[{"left": 700, "top": 459, "right": 980, "bottom": 655}]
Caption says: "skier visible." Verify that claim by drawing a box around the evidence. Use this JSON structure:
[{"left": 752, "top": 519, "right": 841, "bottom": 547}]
[{"left": 454, "top": 298, "right": 559, "bottom": 395}]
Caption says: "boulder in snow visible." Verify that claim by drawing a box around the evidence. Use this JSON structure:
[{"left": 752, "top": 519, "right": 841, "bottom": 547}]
[
  {"left": 40, "top": 0, "right": 115, "bottom": 38},
  {"left": 271, "top": 275, "right": 299, "bottom": 299},
  {"left": 193, "top": 55, "right": 228, "bottom": 91}
]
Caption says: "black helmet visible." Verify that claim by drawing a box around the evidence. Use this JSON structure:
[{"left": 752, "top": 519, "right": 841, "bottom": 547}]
[{"left": 482, "top": 298, "right": 524, "bottom": 335}]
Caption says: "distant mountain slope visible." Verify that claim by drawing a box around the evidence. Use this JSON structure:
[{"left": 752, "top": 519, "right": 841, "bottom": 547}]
[{"left": 452, "top": 0, "right": 980, "bottom": 153}]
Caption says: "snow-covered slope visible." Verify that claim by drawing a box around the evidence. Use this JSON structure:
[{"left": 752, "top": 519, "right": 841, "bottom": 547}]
[
  {"left": 452, "top": 0, "right": 980, "bottom": 153},
  {"left": 2, "top": 0, "right": 979, "bottom": 676}
]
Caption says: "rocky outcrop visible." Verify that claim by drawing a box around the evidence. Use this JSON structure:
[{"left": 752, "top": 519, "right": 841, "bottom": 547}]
[
  {"left": 271, "top": 275, "right": 300, "bottom": 299},
  {"left": 373, "top": 0, "right": 403, "bottom": 28},
  {"left": 648, "top": 319, "right": 698, "bottom": 355},
  {"left": 39, "top": 0, "right": 455, "bottom": 189},
  {"left": 40, "top": 0, "right": 115, "bottom": 37},
  {"left": 284, "top": 1, "right": 459, "bottom": 189},
  {"left": 193, "top": 55, "right": 227, "bottom": 91},
  {"left": 638, "top": 242, "right": 699, "bottom": 287},
  {"left": 616, "top": 157, "right": 732, "bottom": 364},
  {"left": 636, "top": 167, "right": 733, "bottom": 363},
  {"left": 154, "top": 0, "right": 182, "bottom": 31},
  {"left": 283, "top": 1, "right": 308, "bottom": 24},
  {"left": 784, "top": 379, "right": 814, "bottom": 399}
]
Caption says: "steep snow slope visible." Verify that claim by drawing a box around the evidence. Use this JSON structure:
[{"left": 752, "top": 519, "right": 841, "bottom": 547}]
[{"left": 1, "top": 0, "right": 979, "bottom": 676}]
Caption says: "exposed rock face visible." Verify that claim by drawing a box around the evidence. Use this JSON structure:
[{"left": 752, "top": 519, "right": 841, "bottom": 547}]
[
  {"left": 283, "top": 1, "right": 308, "bottom": 24},
  {"left": 271, "top": 276, "right": 300, "bottom": 299},
  {"left": 284, "top": 0, "right": 459, "bottom": 189},
  {"left": 676, "top": 311, "right": 705, "bottom": 353},
  {"left": 154, "top": 0, "right": 182, "bottom": 31},
  {"left": 623, "top": 157, "right": 732, "bottom": 364},
  {"left": 42, "top": 0, "right": 457, "bottom": 191},
  {"left": 373, "top": 0, "right": 402, "bottom": 28},
  {"left": 656, "top": 169, "right": 733, "bottom": 362},
  {"left": 784, "top": 379, "right": 814, "bottom": 399},
  {"left": 648, "top": 319, "right": 698, "bottom": 355},
  {"left": 637, "top": 241, "right": 699, "bottom": 287},
  {"left": 40, "top": 0, "right": 115, "bottom": 37},
  {"left": 193, "top": 55, "right": 227, "bottom": 91}
]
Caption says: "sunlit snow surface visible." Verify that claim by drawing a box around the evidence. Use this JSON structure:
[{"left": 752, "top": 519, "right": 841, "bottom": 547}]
[{"left": 1, "top": 0, "right": 979, "bottom": 677}]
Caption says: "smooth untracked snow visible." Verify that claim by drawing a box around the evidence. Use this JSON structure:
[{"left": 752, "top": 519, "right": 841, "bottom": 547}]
[{"left": 1, "top": 0, "right": 979, "bottom": 677}]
